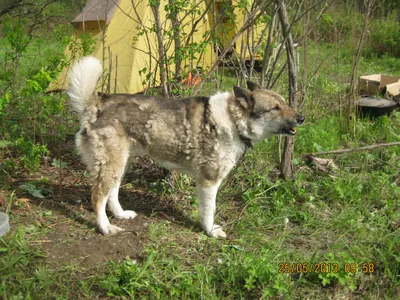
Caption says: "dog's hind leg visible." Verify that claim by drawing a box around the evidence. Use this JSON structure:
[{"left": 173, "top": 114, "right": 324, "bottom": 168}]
[
  {"left": 108, "top": 181, "right": 137, "bottom": 220},
  {"left": 197, "top": 179, "right": 226, "bottom": 238},
  {"left": 90, "top": 133, "right": 136, "bottom": 235},
  {"left": 92, "top": 184, "right": 124, "bottom": 235}
]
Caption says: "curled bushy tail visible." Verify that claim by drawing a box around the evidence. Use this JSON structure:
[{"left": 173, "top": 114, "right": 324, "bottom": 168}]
[{"left": 67, "top": 56, "right": 103, "bottom": 116}]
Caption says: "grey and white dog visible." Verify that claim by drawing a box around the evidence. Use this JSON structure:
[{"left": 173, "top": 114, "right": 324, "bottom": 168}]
[{"left": 67, "top": 56, "right": 304, "bottom": 238}]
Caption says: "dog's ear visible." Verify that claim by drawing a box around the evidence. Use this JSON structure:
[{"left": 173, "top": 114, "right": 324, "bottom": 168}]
[
  {"left": 234, "top": 86, "right": 255, "bottom": 110},
  {"left": 246, "top": 81, "right": 262, "bottom": 91}
]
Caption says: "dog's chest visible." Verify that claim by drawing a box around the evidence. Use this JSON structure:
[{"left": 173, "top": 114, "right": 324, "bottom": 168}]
[{"left": 217, "top": 134, "right": 246, "bottom": 178}]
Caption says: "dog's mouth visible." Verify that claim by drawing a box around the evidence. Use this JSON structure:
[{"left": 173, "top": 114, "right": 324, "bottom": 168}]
[{"left": 281, "top": 127, "right": 297, "bottom": 135}]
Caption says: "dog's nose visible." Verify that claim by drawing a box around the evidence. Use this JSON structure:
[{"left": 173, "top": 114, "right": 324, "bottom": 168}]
[{"left": 297, "top": 115, "right": 305, "bottom": 125}]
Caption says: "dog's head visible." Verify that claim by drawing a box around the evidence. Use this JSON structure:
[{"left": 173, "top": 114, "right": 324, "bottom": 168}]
[{"left": 232, "top": 81, "right": 304, "bottom": 141}]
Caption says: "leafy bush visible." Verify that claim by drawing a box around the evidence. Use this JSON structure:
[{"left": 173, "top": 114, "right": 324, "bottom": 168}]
[
  {"left": 367, "top": 12, "right": 400, "bottom": 57},
  {"left": 0, "top": 11, "right": 85, "bottom": 174},
  {"left": 312, "top": 6, "right": 364, "bottom": 43}
]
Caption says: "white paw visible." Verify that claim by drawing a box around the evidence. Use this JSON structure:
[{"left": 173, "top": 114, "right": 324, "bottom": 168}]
[
  {"left": 207, "top": 225, "right": 227, "bottom": 238},
  {"left": 114, "top": 210, "right": 137, "bottom": 220},
  {"left": 100, "top": 224, "right": 125, "bottom": 235}
]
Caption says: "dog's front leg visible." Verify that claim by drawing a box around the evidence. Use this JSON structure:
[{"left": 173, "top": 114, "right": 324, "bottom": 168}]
[{"left": 197, "top": 180, "right": 226, "bottom": 238}]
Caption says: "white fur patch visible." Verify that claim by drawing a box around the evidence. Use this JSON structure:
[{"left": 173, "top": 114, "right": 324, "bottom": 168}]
[
  {"left": 197, "top": 181, "right": 226, "bottom": 238},
  {"left": 209, "top": 91, "right": 246, "bottom": 178},
  {"left": 208, "top": 92, "right": 233, "bottom": 131},
  {"left": 96, "top": 194, "right": 111, "bottom": 233},
  {"left": 67, "top": 56, "right": 103, "bottom": 116}
]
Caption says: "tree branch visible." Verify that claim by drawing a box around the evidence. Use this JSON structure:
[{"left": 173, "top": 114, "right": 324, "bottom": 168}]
[
  {"left": 304, "top": 142, "right": 400, "bottom": 156},
  {"left": 193, "top": 0, "right": 272, "bottom": 95}
]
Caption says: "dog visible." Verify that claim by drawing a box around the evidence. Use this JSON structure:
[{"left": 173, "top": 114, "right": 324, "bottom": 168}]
[{"left": 67, "top": 56, "right": 304, "bottom": 238}]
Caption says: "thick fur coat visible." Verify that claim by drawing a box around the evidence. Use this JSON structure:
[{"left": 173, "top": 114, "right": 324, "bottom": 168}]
[{"left": 67, "top": 56, "right": 304, "bottom": 237}]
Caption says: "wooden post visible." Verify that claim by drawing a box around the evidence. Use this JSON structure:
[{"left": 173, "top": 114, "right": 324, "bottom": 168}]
[
  {"left": 108, "top": 47, "right": 112, "bottom": 93},
  {"left": 114, "top": 55, "right": 118, "bottom": 94}
]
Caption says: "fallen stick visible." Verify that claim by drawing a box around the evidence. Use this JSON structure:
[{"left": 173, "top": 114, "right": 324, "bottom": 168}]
[
  {"left": 29, "top": 240, "right": 52, "bottom": 243},
  {"left": 304, "top": 142, "right": 400, "bottom": 156}
]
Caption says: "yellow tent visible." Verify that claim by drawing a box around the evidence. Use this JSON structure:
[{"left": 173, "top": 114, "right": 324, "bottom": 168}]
[{"left": 49, "top": 0, "right": 265, "bottom": 94}]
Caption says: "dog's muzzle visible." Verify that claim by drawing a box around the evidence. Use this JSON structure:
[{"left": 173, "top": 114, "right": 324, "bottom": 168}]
[
  {"left": 297, "top": 114, "right": 305, "bottom": 125},
  {"left": 282, "top": 114, "right": 305, "bottom": 135}
]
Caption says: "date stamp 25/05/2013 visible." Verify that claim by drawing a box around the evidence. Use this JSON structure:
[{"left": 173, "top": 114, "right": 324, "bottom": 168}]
[{"left": 278, "top": 263, "right": 375, "bottom": 274}]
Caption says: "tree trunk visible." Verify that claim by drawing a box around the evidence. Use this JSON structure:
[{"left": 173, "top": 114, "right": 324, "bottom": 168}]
[
  {"left": 150, "top": 1, "right": 169, "bottom": 97},
  {"left": 260, "top": 8, "right": 277, "bottom": 87},
  {"left": 168, "top": 0, "right": 181, "bottom": 81},
  {"left": 299, "top": 1, "right": 309, "bottom": 110},
  {"left": 275, "top": 0, "right": 298, "bottom": 180},
  {"left": 346, "top": 0, "right": 374, "bottom": 131}
]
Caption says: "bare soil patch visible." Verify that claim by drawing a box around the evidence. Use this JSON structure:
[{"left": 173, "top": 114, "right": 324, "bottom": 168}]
[
  {"left": 42, "top": 213, "right": 151, "bottom": 270},
  {"left": 6, "top": 144, "right": 200, "bottom": 274}
]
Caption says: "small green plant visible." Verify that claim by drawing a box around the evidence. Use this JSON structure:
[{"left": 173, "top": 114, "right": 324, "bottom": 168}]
[
  {"left": 315, "top": 252, "right": 357, "bottom": 290},
  {"left": 14, "top": 139, "right": 49, "bottom": 171},
  {"left": 19, "top": 183, "right": 51, "bottom": 199},
  {"left": 52, "top": 158, "right": 67, "bottom": 169},
  {"left": 64, "top": 33, "right": 96, "bottom": 65}
]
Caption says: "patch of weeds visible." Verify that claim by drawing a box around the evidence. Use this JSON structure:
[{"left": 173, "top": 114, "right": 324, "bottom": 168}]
[
  {"left": 52, "top": 158, "right": 68, "bottom": 169},
  {"left": 19, "top": 182, "right": 52, "bottom": 199},
  {"left": 375, "top": 238, "right": 400, "bottom": 284},
  {"left": 99, "top": 246, "right": 292, "bottom": 298},
  {"left": 0, "top": 227, "right": 97, "bottom": 298},
  {"left": 304, "top": 252, "right": 358, "bottom": 290},
  {"left": 294, "top": 115, "right": 342, "bottom": 154},
  {"left": 214, "top": 247, "right": 292, "bottom": 298},
  {"left": 14, "top": 139, "right": 49, "bottom": 172}
]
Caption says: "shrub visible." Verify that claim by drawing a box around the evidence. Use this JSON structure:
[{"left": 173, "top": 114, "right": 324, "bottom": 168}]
[{"left": 367, "top": 12, "right": 400, "bottom": 58}]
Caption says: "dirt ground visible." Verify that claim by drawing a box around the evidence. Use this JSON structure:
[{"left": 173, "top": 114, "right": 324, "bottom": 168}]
[{"left": 4, "top": 142, "right": 200, "bottom": 273}]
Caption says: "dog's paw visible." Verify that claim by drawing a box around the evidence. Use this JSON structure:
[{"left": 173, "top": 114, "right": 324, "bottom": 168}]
[
  {"left": 114, "top": 210, "right": 137, "bottom": 220},
  {"left": 100, "top": 224, "right": 125, "bottom": 235},
  {"left": 207, "top": 225, "right": 227, "bottom": 238}
]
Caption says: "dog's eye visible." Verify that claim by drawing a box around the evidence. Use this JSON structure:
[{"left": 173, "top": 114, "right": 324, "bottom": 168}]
[
  {"left": 273, "top": 105, "right": 280, "bottom": 111},
  {"left": 251, "top": 112, "right": 263, "bottom": 118}
]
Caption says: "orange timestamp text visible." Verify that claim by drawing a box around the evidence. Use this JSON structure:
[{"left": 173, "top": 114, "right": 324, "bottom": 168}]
[{"left": 278, "top": 263, "right": 375, "bottom": 274}]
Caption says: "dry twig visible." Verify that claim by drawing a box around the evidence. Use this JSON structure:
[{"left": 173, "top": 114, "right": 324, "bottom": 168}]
[{"left": 304, "top": 142, "right": 400, "bottom": 156}]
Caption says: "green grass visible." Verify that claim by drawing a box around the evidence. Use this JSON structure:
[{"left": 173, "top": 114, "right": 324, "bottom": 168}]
[
  {"left": 3, "top": 112, "right": 398, "bottom": 298},
  {"left": 299, "top": 41, "right": 400, "bottom": 119},
  {"left": 0, "top": 228, "right": 96, "bottom": 298}
]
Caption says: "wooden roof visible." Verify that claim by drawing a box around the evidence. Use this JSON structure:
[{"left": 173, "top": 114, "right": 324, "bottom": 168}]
[{"left": 72, "top": 0, "right": 121, "bottom": 24}]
